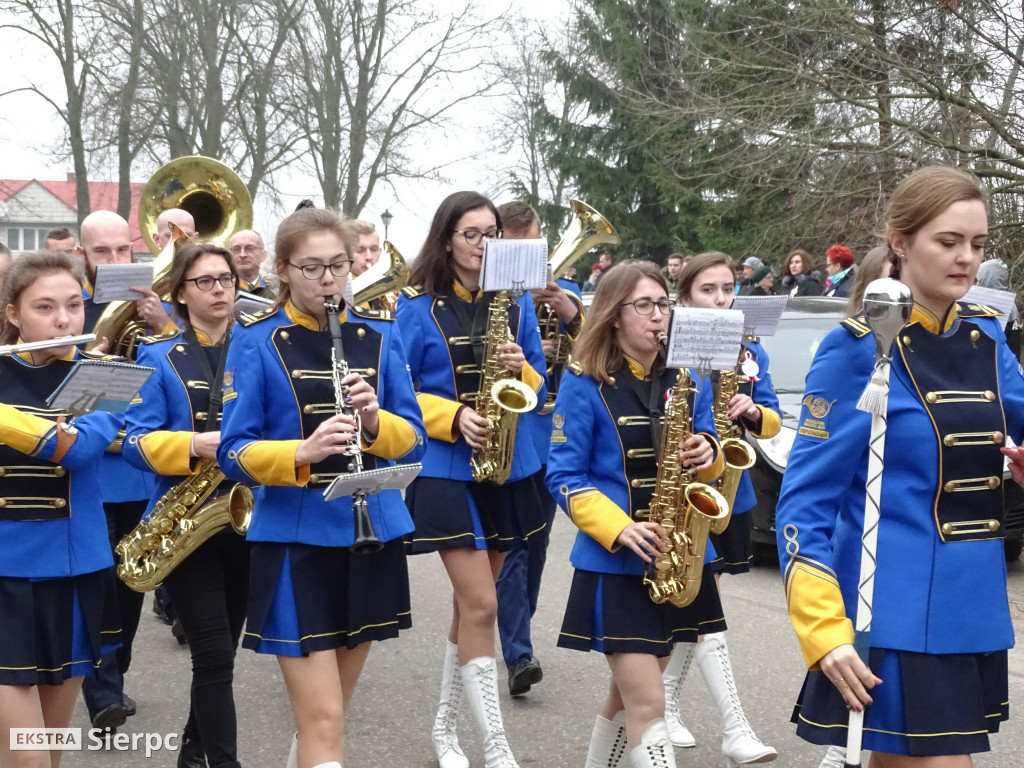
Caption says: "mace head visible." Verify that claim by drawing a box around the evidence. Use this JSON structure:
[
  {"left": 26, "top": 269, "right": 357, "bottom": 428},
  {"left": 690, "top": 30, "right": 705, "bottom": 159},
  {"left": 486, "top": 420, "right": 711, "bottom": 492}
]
[{"left": 862, "top": 278, "right": 913, "bottom": 358}]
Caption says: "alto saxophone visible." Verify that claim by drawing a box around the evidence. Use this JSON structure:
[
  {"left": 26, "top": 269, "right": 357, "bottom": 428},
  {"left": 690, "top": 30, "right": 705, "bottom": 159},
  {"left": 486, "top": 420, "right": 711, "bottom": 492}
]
[
  {"left": 470, "top": 291, "right": 538, "bottom": 484},
  {"left": 712, "top": 367, "right": 757, "bottom": 532},
  {"left": 643, "top": 360, "right": 730, "bottom": 608},
  {"left": 116, "top": 460, "right": 254, "bottom": 592}
]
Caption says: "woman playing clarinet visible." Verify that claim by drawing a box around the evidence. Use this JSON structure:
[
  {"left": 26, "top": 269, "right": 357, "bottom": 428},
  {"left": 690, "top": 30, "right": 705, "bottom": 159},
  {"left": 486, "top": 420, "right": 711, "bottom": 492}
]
[
  {"left": 217, "top": 206, "right": 425, "bottom": 768},
  {"left": 123, "top": 242, "right": 248, "bottom": 768},
  {"left": 777, "top": 165, "right": 1024, "bottom": 766},
  {"left": 395, "top": 191, "right": 547, "bottom": 768},
  {"left": 0, "top": 252, "right": 123, "bottom": 768},
  {"left": 545, "top": 261, "right": 726, "bottom": 768}
]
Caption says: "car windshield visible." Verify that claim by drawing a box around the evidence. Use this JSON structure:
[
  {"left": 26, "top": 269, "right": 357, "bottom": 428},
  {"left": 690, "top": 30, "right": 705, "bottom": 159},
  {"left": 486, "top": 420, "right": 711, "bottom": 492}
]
[{"left": 759, "top": 314, "right": 843, "bottom": 393}]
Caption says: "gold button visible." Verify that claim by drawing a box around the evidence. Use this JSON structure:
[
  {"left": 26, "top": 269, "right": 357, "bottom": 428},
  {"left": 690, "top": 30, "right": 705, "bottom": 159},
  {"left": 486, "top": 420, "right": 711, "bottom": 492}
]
[
  {"left": 0, "top": 499, "right": 6, "bottom": 507},
  {"left": 989, "top": 476, "right": 1001, "bottom": 489},
  {"left": 176, "top": 344, "right": 186, "bottom": 353},
  {"left": 309, "top": 474, "right": 320, "bottom": 484},
  {"left": 357, "top": 328, "right": 366, "bottom": 338},
  {"left": 0, "top": 469, "right": 6, "bottom": 478},
  {"left": 54, "top": 499, "right": 66, "bottom": 508},
  {"left": 993, "top": 432, "right": 1004, "bottom": 444},
  {"left": 943, "top": 481, "right": 955, "bottom": 493},
  {"left": 187, "top": 381, "right": 196, "bottom": 388},
  {"left": 292, "top": 370, "right": 303, "bottom": 379},
  {"left": 926, "top": 392, "right": 938, "bottom": 404},
  {"left": 943, "top": 435, "right": 955, "bottom": 447},
  {"left": 971, "top": 330, "right": 981, "bottom": 341},
  {"left": 366, "top": 368, "right": 376, "bottom": 377},
  {"left": 984, "top": 391, "right": 996, "bottom": 401},
  {"left": 303, "top": 405, "right": 315, "bottom": 414},
  {"left": 281, "top": 331, "right": 290, "bottom": 341},
  {"left": 54, "top": 467, "right": 66, "bottom": 477},
  {"left": 989, "top": 520, "right": 1001, "bottom": 532},
  {"left": 902, "top": 336, "right": 912, "bottom": 346},
  {"left": 608, "top": 376, "right": 616, "bottom": 386},
  {"left": 438, "top": 300, "right": 446, "bottom": 308},
  {"left": 942, "top": 522, "right": 953, "bottom": 534}
]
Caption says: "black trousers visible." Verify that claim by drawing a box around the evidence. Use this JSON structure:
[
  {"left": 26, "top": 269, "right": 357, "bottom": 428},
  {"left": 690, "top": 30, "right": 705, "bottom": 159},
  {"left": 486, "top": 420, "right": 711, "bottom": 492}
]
[
  {"left": 163, "top": 531, "right": 250, "bottom": 768},
  {"left": 82, "top": 500, "right": 147, "bottom": 717}
]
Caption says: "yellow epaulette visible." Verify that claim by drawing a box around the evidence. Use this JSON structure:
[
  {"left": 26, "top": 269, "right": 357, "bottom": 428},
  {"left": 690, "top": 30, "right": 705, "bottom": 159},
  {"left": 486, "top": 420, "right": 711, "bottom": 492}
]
[
  {"left": 136, "top": 331, "right": 180, "bottom": 346},
  {"left": 568, "top": 360, "right": 584, "bottom": 376},
  {"left": 958, "top": 301, "right": 1003, "bottom": 319},
  {"left": 402, "top": 285, "right": 425, "bottom": 298},
  {"left": 350, "top": 304, "right": 393, "bottom": 321},
  {"left": 841, "top": 313, "right": 871, "bottom": 338},
  {"left": 238, "top": 307, "right": 278, "bottom": 327}
]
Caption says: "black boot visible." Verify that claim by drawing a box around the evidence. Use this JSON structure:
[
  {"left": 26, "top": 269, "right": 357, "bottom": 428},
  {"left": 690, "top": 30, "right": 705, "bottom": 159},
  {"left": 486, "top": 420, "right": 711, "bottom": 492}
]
[{"left": 177, "top": 736, "right": 207, "bottom": 768}]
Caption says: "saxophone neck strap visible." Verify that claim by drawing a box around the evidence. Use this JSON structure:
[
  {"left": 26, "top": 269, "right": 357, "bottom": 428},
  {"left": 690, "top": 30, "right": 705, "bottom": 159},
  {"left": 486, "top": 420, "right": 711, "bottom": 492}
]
[
  {"left": 446, "top": 289, "right": 494, "bottom": 367},
  {"left": 621, "top": 361, "right": 670, "bottom": 450},
  {"left": 183, "top": 326, "right": 230, "bottom": 433}
]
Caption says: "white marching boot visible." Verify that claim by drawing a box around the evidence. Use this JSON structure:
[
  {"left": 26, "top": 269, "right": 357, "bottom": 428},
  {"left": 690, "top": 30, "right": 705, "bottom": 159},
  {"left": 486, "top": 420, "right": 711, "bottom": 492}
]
[
  {"left": 460, "top": 656, "right": 520, "bottom": 768},
  {"left": 695, "top": 633, "right": 778, "bottom": 766},
  {"left": 432, "top": 641, "right": 469, "bottom": 768},
  {"left": 584, "top": 710, "right": 628, "bottom": 768},
  {"left": 818, "top": 746, "right": 848, "bottom": 768},
  {"left": 628, "top": 718, "right": 677, "bottom": 768},
  {"left": 662, "top": 643, "right": 696, "bottom": 748},
  {"left": 286, "top": 732, "right": 297, "bottom": 768}
]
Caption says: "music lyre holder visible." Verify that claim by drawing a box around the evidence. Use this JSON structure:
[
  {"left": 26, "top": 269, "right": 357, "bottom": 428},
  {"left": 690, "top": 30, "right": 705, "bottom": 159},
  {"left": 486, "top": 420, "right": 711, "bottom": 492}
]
[{"left": 323, "top": 462, "right": 422, "bottom": 503}]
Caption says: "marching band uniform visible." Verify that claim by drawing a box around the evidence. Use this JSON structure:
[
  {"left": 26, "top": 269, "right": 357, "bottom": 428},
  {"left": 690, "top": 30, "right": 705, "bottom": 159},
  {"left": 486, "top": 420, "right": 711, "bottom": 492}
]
[
  {"left": 546, "top": 355, "right": 724, "bottom": 768},
  {"left": 709, "top": 339, "right": 782, "bottom": 574},
  {"left": 217, "top": 300, "right": 425, "bottom": 658},
  {"left": 0, "top": 349, "right": 122, "bottom": 687},
  {"left": 496, "top": 278, "right": 584, "bottom": 694},
  {"left": 777, "top": 302, "right": 1024, "bottom": 756},
  {"left": 124, "top": 328, "right": 249, "bottom": 768},
  {"left": 395, "top": 281, "right": 547, "bottom": 768}
]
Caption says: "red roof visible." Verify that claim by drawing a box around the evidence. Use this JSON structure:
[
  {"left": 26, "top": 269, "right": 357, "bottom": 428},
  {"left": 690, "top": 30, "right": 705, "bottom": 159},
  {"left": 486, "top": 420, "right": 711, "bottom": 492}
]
[{"left": 0, "top": 175, "right": 147, "bottom": 251}]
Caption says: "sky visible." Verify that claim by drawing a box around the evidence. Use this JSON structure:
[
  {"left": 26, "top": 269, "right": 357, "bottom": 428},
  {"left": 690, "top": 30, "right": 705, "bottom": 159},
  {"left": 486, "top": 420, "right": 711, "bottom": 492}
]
[{"left": 0, "top": 0, "right": 572, "bottom": 256}]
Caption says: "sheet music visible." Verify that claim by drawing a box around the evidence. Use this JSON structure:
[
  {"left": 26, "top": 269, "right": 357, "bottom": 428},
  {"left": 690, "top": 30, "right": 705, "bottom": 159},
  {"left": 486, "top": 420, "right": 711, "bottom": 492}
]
[
  {"left": 47, "top": 359, "right": 154, "bottom": 415},
  {"left": 664, "top": 308, "right": 744, "bottom": 372},
  {"left": 92, "top": 263, "right": 155, "bottom": 304},
  {"left": 963, "top": 285, "right": 1017, "bottom": 329},
  {"left": 480, "top": 239, "right": 548, "bottom": 292},
  {"left": 234, "top": 291, "right": 275, "bottom": 317},
  {"left": 730, "top": 295, "right": 789, "bottom": 337}
]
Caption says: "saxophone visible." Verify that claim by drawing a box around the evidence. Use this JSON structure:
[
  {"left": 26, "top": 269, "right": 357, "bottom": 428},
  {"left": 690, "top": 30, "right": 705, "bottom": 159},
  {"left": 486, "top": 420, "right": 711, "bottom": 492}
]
[
  {"left": 643, "top": 365, "right": 730, "bottom": 608},
  {"left": 712, "top": 367, "right": 756, "bottom": 533},
  {"left": 470, "top": 291, "right": 538, "bottom": 484},
  {"left": 116, "top": 460, "right": 254, "bottom": 592}
]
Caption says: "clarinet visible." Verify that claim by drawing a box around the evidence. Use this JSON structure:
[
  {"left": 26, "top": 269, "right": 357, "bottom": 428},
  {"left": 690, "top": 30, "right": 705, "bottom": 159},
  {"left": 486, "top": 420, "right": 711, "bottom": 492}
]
[{"left": 324, "top": 298, "right": 384, "bottom": 554}]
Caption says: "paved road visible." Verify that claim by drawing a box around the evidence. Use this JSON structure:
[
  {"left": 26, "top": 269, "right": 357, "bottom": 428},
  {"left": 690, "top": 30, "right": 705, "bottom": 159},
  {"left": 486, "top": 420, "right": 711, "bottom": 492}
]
[{"left": 69, "top": 513, "right": 1024, "bottom": 767}]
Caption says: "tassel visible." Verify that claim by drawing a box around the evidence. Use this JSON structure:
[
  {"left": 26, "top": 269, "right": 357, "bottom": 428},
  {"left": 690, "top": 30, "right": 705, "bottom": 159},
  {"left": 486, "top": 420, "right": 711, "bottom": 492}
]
[{"left": 856, "top": 361, "right": 890, "bottom": 415}]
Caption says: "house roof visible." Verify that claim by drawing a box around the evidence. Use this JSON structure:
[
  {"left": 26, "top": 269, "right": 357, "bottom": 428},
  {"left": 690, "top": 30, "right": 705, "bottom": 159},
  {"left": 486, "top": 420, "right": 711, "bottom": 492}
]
[{"left": 0, "top": 175, "right": 147, "bottom": 251}]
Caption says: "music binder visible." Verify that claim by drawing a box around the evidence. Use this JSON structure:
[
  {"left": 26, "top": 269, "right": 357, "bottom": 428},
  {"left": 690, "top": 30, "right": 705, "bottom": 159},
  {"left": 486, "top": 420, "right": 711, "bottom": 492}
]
[{"left": 46, "top": 359, "right": 155, "bottom": 415}]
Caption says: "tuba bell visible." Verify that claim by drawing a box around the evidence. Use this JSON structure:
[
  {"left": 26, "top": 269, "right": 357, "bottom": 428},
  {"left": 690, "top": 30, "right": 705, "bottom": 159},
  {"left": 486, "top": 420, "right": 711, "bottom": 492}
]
[{"left": 352, "top": 240, "right": 409, "bottom": 311}]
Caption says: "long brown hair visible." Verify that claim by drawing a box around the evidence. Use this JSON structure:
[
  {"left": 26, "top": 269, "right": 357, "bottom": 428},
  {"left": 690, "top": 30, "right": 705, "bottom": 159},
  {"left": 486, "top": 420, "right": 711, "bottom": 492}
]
[
  {"left": 168, "top": 242, "right": 239, "bottom": 326},
  {"left": 676, "top": 251, "right": 733, "bottom": 304},
  {"left": 272, "top": 207, "right": 355, "bottom": 309},
  {"left": 573, "top": 261, "right": 667, "bottom": 384},
  {"left": 0, "top": 251, "right": 83, "bottom": 344},
  {"left": 885, "top": 166, "right": 987, "bottom": 280},
  {"left": 408, "top": 191, "right": 502, "bottom": 297},
  {"left": 783, "top": 249, "right": 815, "bottom": 276}
]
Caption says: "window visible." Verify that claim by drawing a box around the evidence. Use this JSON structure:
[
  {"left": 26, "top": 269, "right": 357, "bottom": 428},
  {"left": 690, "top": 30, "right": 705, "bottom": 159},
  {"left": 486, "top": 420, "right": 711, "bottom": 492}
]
[{"left": 6, "top": 227, "right": 55, "bottom": 252}]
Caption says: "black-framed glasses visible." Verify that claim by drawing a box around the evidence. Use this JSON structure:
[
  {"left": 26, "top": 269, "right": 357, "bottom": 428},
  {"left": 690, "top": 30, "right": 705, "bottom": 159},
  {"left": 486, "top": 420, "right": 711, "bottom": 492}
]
[
  {"left": 183, "top": 273, "right": 238, "bottom": 291},
  {"left": 621, "top": 298, "right": 675, "bottom": 315},
  {"left": 452, "top": 228, "right": 502, "bottom": 246},
  {"left": 288, "top": 260, "right": 353, "bottom": 280}
]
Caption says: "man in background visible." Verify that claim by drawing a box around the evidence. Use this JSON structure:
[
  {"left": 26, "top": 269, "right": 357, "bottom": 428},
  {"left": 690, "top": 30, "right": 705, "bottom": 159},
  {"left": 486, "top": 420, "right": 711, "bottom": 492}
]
[
  {"left": 665, "top": 252, "right": 684, "bottom": 294},
  {"left": 44, "top": 227, "right": 77, "bottom": 254},
  {"left": 228, "top": 229, "right": 271, "bottom": 297},
  {"left": 153, "top": 208, "right": 197, "bottom": 249},
  {"left": 349, "top": 220, "right": 382, "bottom": 276}
]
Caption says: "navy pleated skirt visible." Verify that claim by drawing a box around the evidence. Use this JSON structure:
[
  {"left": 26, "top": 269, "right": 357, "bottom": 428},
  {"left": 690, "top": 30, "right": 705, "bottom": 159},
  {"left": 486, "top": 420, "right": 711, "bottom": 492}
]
[
  {"left": 243, "top": 539, "right": 411, "bottom": 657},
  {"left": 792, "top": 647, "right": 1008, "bottom": 756},
  {"left": 709, "top": 512, "right": 752, "bottom": 576},
  {"left": 0, "top": 568, "right": 121, "bottom": 686},
  {"left": 405, "top": 475, "right": 546, "bottom": 554},
  {"left": 558, "top": 564, "right": 726, "bottom": 656}
]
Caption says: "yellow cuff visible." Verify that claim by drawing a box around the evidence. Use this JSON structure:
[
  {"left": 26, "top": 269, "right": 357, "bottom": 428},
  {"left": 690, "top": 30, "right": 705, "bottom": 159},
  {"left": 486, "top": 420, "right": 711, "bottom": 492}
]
[
  {"left": 235, "top": 440, "right": 309, "bottom": 486},
  {"left": 361, "top": 409, "right": 420, "bottom": 460},
  {"left": 418, "top": 393, "right": 462, "bottom": 444},
  {"left": 521, "top": 360, "right": 543, "bottom": 393},
  {"left": 566, "top": 489, "right": 632, "bottom": 551},
  {"left": 0, "top": 404, "right": 55, "bottom": 458},
  {"left": 785, "top": 562, "right": 855, "bottom": 668},
  {"left": 159, "top": 319, "right": 179, "bottom": 335},
  {"left": 745, "top": 405, "right": 781, "bottom": 439},
  {"left": 135, "top": 431, "right": 199, "bottom": 476},
  {"left": 695, "top": 433, "right": 725, "bottom": 485}
]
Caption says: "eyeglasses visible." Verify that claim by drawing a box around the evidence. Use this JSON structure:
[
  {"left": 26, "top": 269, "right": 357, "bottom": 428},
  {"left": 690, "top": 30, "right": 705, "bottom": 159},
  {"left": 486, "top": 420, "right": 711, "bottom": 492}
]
[
  {"left": 453, "top": 229, "right": 502, "bottom": 246},
  {"left": 229, "top": 244, "right": 263, "bottom": 255},
  {"left": 288, "top": 260, "right": 353, "bottom": 280},
  {"left": 183, "top": 273, "right": 238, "bottom": 291},
  {"left": 621, "top": 298, "right": 675, "bottom": 316}
]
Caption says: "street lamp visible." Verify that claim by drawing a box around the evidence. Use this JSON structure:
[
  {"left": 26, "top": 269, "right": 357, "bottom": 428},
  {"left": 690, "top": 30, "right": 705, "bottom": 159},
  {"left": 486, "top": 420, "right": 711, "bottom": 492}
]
[{"left": 381, "top": 209, "right": 393, "bottom": 241}]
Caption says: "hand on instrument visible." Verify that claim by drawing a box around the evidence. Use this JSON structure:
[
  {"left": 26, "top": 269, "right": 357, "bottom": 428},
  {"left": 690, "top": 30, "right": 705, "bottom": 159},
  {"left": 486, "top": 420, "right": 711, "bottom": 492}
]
[
  {"left": 295, "top": 413, "right": 358, "bottom": 466},
  {"left": 1001, "top": 445, "right": 1024, "bottom": 488},
  {"left": 342, "top": 372, "right": 380, "bottom": 440},
  {"left": 616, "top": 521, "right": 668, "bottom": 564},
  {"left": 456, "top": 407, "right": 490, "bottom": 449},
  {"left": 819, "top": 643, "right": 881, "bottom": 712},
  {"left": 678, "top": 434, "right": 713, "bottom": 469},
  {"left": 496, "top": 341, "right": 525, "bottom": 375},
  {"left": 132, "top": 287, "right": 174, "bottom": 333},
  {"left": 541, "top": 338, "right": 555, "bottom": 361},
  {"left": 533, "top": 282, "right": 578, "bottom": 323},
  {"left": 88, "top": 336, "right": 111, "bottom": 354},
  {"left": 726, "top": 394, "right": 760, "bottom": 422},
  {"left": 191, "top": 431, "right": 220, "bottom": 459}
]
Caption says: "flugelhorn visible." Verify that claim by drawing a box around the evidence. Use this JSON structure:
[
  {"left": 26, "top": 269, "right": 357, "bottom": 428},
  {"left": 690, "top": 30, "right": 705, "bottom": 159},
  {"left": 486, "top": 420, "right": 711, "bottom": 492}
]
[{"left": 352, "top": 241, "right": 408, "bottom": 311}]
